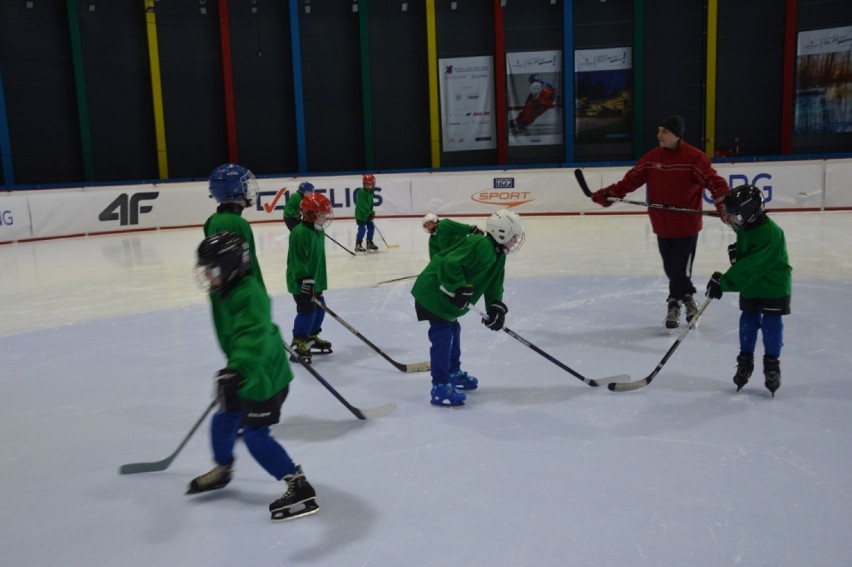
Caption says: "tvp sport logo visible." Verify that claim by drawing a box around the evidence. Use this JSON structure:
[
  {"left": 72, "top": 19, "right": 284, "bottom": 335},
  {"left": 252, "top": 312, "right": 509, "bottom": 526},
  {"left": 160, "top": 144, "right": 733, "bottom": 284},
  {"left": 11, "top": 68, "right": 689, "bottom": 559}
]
[{"left": 471, "top": 178, "right": 534, "bottom": 208}]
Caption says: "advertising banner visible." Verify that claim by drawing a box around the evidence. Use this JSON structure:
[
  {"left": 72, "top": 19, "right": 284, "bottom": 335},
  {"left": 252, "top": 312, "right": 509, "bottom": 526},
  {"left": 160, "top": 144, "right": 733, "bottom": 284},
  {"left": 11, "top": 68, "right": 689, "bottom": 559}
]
[
  {"left": 506, "top": 50, "right": 562, "bottom": 146},
  {"left": 0, "top": 194, "right": 32, "bottom": 242},
  {"left": 574, "top": 47, "right": 633, "bottom": 144},
  {"left": 795, "top": 26, "right": 852, "bottom": 134},
  {"left": 438, "top": 55, "right": 496, "bottom": 152}
]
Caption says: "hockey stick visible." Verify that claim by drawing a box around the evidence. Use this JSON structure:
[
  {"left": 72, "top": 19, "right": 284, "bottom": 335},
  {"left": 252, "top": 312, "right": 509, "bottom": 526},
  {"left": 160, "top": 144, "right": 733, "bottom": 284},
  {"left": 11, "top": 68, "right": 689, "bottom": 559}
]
[
  {"left": 374, "top": 224, "right": 400, "bottom": 249},
  {"left": 574, "top": 168, "right": 720, "bottom": 218},
  {"left": 372, "top": 274, "right": 418, "bottom": 287},
  {"left": 607, "top": 297, "right": 713, "bottom": 392},
  {"left": 314, "top": 298, "right": 430, "bottom": 373},
  {"left": 324, "top": 232, "right": 357, "bottom": 256},
  {"left": 283, "top": 343, "right": 397, "bottom": 419},
  {"left": 473, "top": 308, "right": 629, "bottom": 387},
  {"left": 118, "top": 398, "right": 218, "bottom": 475}
]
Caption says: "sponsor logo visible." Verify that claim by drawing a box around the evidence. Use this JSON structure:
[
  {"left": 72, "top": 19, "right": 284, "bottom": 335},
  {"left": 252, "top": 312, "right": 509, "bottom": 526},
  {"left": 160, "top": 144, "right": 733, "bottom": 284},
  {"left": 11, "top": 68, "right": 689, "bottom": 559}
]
[
  {"left": 703, "top": 173, "right": 774, "bottom": 204},
  {"left": 1, "top": 210, "right": 13, "bottom": 225},
  {"left": 255, "top": 187, "right": 384, "bottom": 213},
  {"left": 99, "top": 192, "right": 158, "bottom": 226},
  {"left": 470, "top": 178, "right": 532, "bottom": 207}
]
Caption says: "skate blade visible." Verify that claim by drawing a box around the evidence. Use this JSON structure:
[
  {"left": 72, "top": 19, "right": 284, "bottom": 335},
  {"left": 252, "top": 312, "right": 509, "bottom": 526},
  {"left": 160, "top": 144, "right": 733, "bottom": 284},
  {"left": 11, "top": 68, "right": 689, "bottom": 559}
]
[{"left": 271, "top": 499, "right": 319, "bottom": 522}]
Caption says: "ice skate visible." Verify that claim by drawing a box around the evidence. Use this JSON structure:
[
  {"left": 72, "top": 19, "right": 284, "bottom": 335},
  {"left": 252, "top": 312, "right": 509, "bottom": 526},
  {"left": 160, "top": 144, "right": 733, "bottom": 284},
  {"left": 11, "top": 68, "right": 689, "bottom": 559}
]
[
  {"left": 733, "top": 352, "right": 754, "bottom": 392},
  {"left": 308, "top": 334, "right": 332, "bottom": 355},
  {"left": 430, "top": 383, "right": 466, "bottom": 407},
  {"left": 354, "top": 241, "right": 366, "bottom": 253},
  {"left": 269, "top": 466, "right": 319, "bottom": 522},
  {"left": 665, "top": 298, "right": 681, "bottom": 329},
  {"left": 763, "top": 356, "right": 781, "bottom": 397},
  {"left": 684, "top": 295, "right": 699, "bottom": 324},
  {"left": 289, "top": 337, "right": 314, "bottom": 364},
  {"left": 449, "top": 370, "right": 478, "bottom": 391},
  {"left": 186, "top": 462, "right": 232, "bottom": 494},
  {"left": 366, "top": 240, "right": 379, "bottom": 252}
]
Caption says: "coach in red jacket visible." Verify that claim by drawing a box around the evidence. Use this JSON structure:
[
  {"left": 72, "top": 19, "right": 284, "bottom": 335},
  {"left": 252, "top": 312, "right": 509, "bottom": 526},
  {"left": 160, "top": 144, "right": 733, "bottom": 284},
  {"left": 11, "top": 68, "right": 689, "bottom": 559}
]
[{"left": 592, "top": 115, "right": 730, "bottom": 329}]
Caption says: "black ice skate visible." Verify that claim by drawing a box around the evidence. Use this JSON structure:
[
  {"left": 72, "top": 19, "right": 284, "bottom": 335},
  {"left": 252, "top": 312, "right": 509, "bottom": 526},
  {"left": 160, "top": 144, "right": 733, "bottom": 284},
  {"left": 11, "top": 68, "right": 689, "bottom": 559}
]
[
  {"left": 354, "top": 241, "right": 366, "bottom": 253},
  {"left": 289, "top": 337, "right": 314, "bottom": 364},
  {"left": 269, "top": 466, "right": 319, "bottom": 522},
  {"left": 308, "top": 334, "right": 332, "bottom": 355},
  {"left": 763, "top": 355, "right": 781, "bottom": 397},
  {"left": 733, "top": 352, "right": 754, "bottom": 392},
  {"left": 187, "top": 462, "right": 233, "bottom": 494},
  {"left": 665, "top": 298, "right": 681, "bottom": 329},
  {"left": 366, "top": 240, "right": 379, "bottom": 252}
]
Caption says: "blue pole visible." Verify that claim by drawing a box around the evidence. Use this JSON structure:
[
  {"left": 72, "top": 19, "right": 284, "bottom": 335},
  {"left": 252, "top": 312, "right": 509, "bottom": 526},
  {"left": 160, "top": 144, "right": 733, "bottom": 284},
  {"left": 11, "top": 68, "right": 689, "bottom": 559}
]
[
  {"left": 289, "top": 0, "right": 308, "bottom": 173},
  {"left": 0, "top": 68, "right": 14, "bottom": 186}
]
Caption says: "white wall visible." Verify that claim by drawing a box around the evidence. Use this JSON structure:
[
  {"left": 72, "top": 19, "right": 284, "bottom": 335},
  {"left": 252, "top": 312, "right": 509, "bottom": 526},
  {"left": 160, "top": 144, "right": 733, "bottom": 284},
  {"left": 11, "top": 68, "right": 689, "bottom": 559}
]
[{"left": 1, "top": 159, "right": 850, "bottom": 243}]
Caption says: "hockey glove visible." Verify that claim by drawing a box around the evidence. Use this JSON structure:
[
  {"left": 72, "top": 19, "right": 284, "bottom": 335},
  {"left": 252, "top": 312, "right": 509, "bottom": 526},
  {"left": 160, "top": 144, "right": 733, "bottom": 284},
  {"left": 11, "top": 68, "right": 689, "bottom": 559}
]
[
  {"left": 469, "top": 226, "right": 485, "bottom": 236},
  {"left": 481, "top": 301, "right": 508, "bottom": 331},
  {"left": 368, "top": 212, "right": 375, "bottom": 220},
  {"left": 592, "top": 188, "right": 615, "bottom": 208},
  {"left": 705, "top": 272, "right": 723, "bottom": 299},
  {"left": 216, "top": 369, "right": 243, "bottom": 412},
  {"left": 450, "top": 286, "right": 474, "bottom": 309},
  {"left": 298, "top": 277, "right": 315, "bottom": 298},
  {"left": 727, "top": 244, "right": 738, "bottom": 265}
]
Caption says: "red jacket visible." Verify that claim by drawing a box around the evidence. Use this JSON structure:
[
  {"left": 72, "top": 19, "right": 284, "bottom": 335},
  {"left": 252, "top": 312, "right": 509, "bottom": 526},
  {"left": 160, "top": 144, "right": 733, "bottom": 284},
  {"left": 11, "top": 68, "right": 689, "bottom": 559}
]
[{"left": 604, "top": 141, "right": 729, "bottom": 238}]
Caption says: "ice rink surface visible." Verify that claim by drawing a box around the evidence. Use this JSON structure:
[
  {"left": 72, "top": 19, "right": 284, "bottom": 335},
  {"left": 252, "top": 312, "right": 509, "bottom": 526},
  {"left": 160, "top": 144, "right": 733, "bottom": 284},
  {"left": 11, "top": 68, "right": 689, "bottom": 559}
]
[{"left": 2, "top": 211, "right": 851, "bottom": 566}]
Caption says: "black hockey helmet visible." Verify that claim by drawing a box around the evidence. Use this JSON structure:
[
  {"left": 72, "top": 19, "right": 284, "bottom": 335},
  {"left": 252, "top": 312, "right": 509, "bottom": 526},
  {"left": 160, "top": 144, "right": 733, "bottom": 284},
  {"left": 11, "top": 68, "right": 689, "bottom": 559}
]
[
  {"left": 195, "top": 232, "right": 250, "bottom": 294},
  {"left": 724, "top": 185, "right": 766, "bottom": 228}
]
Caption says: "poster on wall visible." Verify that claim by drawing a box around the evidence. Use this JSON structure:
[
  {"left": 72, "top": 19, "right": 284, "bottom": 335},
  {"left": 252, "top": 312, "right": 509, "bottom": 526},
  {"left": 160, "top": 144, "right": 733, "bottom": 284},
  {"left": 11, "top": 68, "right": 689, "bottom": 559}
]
[
  {"left": 506, "top": 50, "right": 563, "bottom": 146},
  {"left": 574, "top": 47, "right": 633, "bottom": 144},
  {"left": 795, "top": 26, "right": 852, "bottom": 134},
  {"left": 438, "top": 55, "right": 496, "bottom": 152}
]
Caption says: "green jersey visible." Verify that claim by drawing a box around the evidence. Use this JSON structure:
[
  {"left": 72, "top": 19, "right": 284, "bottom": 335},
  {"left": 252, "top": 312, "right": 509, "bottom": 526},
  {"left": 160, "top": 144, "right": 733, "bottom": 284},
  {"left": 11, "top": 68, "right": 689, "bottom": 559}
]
[
  {"left": 354, "top": 187, "right": 374, "bottom": 222},
  {"left": 429, "top": 218, "right": 476, "bottom": 258},
  {"left": 411, "top": 234, "right": 506, "bottom": 321},
  {"left": 210, "top": 274, "right": 293, "bottom": 402},
  {"left": 720, "top": 217, "right": 792, "bottom": 299},
  {"left": 286, "top": 221, "right": 328, "bottom": 294},
  {"left": 283, "top": 191, "right": 303, "bottom": 221}
]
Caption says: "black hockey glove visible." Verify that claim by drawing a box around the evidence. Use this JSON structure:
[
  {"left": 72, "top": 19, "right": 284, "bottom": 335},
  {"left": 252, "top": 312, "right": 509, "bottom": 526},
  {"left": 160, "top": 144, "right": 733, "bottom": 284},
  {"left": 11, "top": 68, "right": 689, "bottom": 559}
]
[
  {"left": 298, "top": 277, "right": 315, "bottom": 298},
  {"left": 727, "top": 244, "right": 737, "bottom": 265},
  {"left": 469, "top": 226, "right": 484, "bottom": 236},
  {"left": 450, "top": 286, "right": 474, "bottom": 309},
  {"left": 368, "top": 211, "right": 375, "bottom": 220},
  {"left": 705, "top": 272, "right": 723, "bottom": 299},
  {"left": 216, "top": 369, "right": 243, "bottom": 412},
  {"left": 481, "top": 301, "right": 508, "bottom": 331}
]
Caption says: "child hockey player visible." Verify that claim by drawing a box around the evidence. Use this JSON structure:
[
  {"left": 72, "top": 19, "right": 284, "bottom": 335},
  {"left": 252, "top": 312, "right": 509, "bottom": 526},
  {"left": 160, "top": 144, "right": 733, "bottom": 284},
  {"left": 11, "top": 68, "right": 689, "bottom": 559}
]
[
  {"left": 287, "top": 192, "right": 334, "bottom": 363},
  {"left": 509, "top": 75, "right": 557, "bottom": 135},
  {"left": 283, "top": 181, "right": 315, "bottom": 231},
  {"left": 411, "top": 209, "right": 525, "bottom": 407},
  {"left": 422, "top": 213, "right": 484, "bottom": 258},
  {"left": 204, "top": 163, "right": 265, "bottom": 290},
  {"left": 705, "top": 185, "right": 792, "bottom": 397},
  {"left": 354, "top": 173, "right": 378, "bottom": 252},
  {"left": 189, "top": 232, "right": 318, "bottom": 522}
]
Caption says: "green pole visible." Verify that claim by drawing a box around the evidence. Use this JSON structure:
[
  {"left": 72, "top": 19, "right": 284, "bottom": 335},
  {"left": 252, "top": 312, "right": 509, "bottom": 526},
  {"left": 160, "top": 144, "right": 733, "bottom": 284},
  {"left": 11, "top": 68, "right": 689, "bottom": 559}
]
[
  {"left": 633, "top": 1, "right": 644, "bottom": 159},
  {"left": 66, "top": 0, "right": 94, "bottom": 182}
]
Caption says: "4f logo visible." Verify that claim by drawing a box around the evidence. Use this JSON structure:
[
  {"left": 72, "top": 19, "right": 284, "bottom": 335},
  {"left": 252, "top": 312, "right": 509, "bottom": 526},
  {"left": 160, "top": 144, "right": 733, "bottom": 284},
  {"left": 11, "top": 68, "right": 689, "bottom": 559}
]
[{"left": 99, "top": 192, "right": 159, "bottom": 225}]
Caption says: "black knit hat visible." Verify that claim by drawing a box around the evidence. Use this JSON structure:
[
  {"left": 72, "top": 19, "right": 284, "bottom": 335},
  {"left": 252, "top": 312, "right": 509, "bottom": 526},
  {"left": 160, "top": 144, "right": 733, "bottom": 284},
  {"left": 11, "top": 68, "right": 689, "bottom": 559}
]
[{"left": 659, "top": 115, "right": 685, "bottom": 138}]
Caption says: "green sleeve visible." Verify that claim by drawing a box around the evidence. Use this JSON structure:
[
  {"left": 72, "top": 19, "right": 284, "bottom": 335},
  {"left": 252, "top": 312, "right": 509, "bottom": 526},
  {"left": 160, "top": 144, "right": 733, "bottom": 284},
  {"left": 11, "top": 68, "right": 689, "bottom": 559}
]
[{"left": 283, "top": 192, "right": 302, "bottom": 219}]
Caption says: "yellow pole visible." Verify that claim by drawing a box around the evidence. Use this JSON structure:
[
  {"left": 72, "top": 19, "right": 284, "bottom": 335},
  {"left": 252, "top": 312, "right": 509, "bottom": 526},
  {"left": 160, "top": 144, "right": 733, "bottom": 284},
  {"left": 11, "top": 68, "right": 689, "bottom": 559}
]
[
  {"left": 704, "top": 0, "right": 718, "bottom": 158},
  {"left": 144, "top": 0, "right": 168, "bottom": 179},
  {"left": 425, "top": 0, "right": 441, "bottom": 167}
]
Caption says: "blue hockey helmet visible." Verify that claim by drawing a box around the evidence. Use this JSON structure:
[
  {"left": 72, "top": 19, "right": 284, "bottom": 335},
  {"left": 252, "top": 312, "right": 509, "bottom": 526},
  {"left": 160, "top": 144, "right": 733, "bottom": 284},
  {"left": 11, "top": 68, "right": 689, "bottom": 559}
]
[
  {"left": 208, "top": 163, "right": 258, "bottom": 205},
  {"left": 298, "top": 181, "right": 315, "bottom": 194}
]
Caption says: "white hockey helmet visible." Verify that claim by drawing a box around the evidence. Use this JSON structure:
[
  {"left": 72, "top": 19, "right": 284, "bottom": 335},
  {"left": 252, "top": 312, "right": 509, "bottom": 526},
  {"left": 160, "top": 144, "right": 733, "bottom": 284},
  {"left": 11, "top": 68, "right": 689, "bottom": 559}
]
[
  {"left": 486, "top": 209, "right": 525, "bottom": 254},
  {"left": 422, "top": 213, "right": 439, "bottom": 233},
  {"left": 530, "top": 81, "right": 543, "bottom": 96}
]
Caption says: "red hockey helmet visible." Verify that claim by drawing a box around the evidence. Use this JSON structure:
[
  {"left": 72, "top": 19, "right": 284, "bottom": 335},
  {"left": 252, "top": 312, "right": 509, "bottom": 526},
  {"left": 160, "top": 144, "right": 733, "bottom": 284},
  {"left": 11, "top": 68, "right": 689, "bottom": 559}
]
[
  {"left": 300, "top": 192, "right": 333, "bottom": 229},
  {"left": 362, "top": 174, "right": 376, "bottom": 188}
]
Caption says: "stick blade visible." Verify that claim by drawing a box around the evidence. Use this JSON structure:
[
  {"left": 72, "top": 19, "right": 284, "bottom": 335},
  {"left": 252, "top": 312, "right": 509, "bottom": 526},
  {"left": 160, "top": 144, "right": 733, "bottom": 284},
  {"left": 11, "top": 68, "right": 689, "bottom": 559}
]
[
  {"left": 608, "top": 378, "right": 650, "bottom": 392},
  {"left": 118, "top": 459, "right": 172, "bottom": 475},
  {"left": 357, "top": 402, "right": 397, "bottom": 419},
  {"left": 403, "top": 361, "right": 430, "bottom": 373}
]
